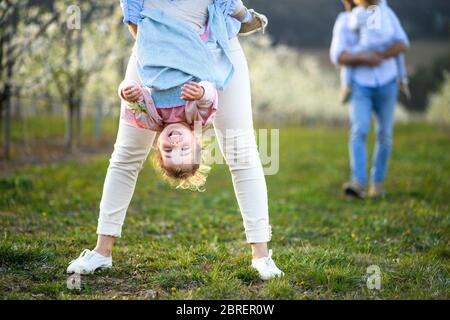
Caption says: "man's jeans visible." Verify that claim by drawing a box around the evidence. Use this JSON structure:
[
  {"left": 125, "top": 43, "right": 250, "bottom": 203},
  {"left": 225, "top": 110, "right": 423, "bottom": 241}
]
[{"left": 349, "top": 79, "right": 399, "bottom": 186}]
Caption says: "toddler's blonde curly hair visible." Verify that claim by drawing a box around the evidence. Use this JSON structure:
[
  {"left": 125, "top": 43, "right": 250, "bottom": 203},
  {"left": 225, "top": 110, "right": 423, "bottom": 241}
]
[{"left": 152, "top": 138, "right": 211, "bottom": 192}]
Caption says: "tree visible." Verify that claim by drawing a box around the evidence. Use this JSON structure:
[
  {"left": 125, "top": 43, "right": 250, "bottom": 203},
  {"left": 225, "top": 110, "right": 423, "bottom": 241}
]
[
  {"left": 0, "top": 0, "right": 56, "bottom": 159},
  {"left": 33, "top": 1, "right": 116, "bottom": 152}
]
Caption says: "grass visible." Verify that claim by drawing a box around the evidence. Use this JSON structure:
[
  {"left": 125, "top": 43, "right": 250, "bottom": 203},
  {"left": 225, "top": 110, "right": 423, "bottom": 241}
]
[
  {"left": 0, "top": 122, "right": 449, "bottom": 300},
  {"left": 5, "top": 115, "right": 118, "bottom": 143}
]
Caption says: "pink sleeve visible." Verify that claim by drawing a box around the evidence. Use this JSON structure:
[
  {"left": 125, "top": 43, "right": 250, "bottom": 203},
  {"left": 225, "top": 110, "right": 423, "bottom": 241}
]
[
  {"left": 119, "top": 83, "right": 164, "bottom": 132},
  {"left": 197, "top": 81, "right": 218, "bottom": 110},
  {"left": 184, "top": 81, "right": 218, "bottom": 129},
  {"left": 197, "top": 81, "right": 218, "bottom": 128}
]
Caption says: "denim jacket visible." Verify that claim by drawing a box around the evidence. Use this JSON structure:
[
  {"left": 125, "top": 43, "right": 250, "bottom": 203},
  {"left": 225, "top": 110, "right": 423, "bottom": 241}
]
[{"left": 136, "top": 4, "right": 234, "bottom": 99}]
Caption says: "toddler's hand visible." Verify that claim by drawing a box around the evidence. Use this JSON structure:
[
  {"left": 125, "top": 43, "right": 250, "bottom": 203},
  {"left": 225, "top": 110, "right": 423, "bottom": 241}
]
[
  {"left": 181, "top": 82, "right": 205, "bottom": 101},
  {"left": 122, "top": 85, "right": 142, "bottom": 102}
]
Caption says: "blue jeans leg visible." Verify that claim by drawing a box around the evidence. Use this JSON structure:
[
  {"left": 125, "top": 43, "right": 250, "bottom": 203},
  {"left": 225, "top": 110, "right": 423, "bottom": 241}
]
[
  {"left": 371, "top": 80, "right": 398, "bottom": 184},
  {"left": 349, "top": 83, "right": 373, "bottom": 186}
]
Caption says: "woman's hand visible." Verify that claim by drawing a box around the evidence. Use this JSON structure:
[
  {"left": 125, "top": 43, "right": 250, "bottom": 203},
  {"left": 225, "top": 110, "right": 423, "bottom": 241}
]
[
  {"left": 181, "top": 82, "right": 205, "bottom": 101},
  {"left": 358, "top": 52, "right": 384, "bottom": 66},
  {"left": 122, "top": 85, "right": 142, "bottom": 102},
  {"left": 338, "top": 51, "right": 384, "bottom": 66},
  {"left": 128, "top": 23, "right": 138, "bottom": 39}
]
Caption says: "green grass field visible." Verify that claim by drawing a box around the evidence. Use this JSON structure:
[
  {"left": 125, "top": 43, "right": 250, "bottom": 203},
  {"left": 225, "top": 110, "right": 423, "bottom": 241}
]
[{"left": 0, "top": 123, "right": 449, "bottom": 300}]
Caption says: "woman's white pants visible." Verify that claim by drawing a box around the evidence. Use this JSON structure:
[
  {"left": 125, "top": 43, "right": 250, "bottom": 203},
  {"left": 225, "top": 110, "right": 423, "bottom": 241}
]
[{"left": 96, "top": 38, "right": 272, "bottom": 243}]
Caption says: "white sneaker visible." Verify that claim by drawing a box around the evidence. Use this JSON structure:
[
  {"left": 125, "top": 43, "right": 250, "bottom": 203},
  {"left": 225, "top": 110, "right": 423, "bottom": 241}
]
[
  {"left": 66, "top": 249, "right": 112, "bottom": 274},
  {"left": 251, "top": 250, "right": 284, "bottom": 280}
]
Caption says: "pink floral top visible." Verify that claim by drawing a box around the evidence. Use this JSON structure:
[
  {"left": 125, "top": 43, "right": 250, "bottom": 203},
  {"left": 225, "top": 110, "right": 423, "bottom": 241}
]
[{"left": 118, "top": 80, "right": 218, "bottom": 132}]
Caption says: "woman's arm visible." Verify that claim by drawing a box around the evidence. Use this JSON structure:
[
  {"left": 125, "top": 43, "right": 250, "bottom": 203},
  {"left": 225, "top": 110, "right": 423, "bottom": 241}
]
[
  {"left": 128, "top": 23, "right": 138, "bottom": 39},
  {"left": 216, "top": 0, "right": 252, "bottom": 22},
  {"left": 120, "top": 0, "right": 143, "bottom": 38},
  {"left": 338, "top": 51, "right": 384, "bottom": 67},
  {"left": 342, "top": 0, "right": 355, "bottom": 13},
  {"left": 120, "top": 0, "right": 143, "bottom": 25},
  {"left": 381, "top": 7, "right": 410, "bottom": 60},
  {"left": 380, "top": 42, "right": 409, "bottom": 60}
]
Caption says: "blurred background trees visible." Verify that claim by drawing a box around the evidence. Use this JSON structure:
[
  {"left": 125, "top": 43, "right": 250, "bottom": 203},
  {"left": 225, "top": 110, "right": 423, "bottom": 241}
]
[
  {"left": 245, "top": 0, "right": 450, "bottom": 114},
  {"left": 1, "top": 0, "right": 131, "bottom": 161},
  {"left": 36, "top": 1, "right": 117, "bottom": 151},
  {"left": 245, "top": 0, "right": 450, "bottom": 47},
  {"left": 1, "top": 0, "right": 56, "bottom": 159},
  {"left": 0, "top": 0, "right": 449, "bottom": 163}
]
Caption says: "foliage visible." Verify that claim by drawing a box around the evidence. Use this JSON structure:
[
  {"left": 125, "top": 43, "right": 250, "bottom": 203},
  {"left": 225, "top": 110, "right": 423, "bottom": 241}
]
[
  {"left": 400, "top": 52, "right": 450, "bottom": 112},
  {"left": 427, "top": 72, "right": 450, "bottom": 126},
  {"left": 1, "top": 123, "right": 449, "bottom": 299}
]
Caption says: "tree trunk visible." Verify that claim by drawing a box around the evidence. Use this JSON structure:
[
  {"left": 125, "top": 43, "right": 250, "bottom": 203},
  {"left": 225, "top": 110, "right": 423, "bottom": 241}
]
[
  {"left": 3, "top": 43, "right": 13, "bottom": 160},
  {"left": 0, "top": 93, "right": 3, "bottom": 153},
  {"left": 75, "top": 102, "right": 82, "bottom": 149},
  {"left": 45, "top": 90, "right": 54, "bottom": 115},
  {"left": 75, "top": 27, "right": 83, "bottom": 150},
  {"left": 66, "top": 102, "right": 76, "bottom": 153},
  {"left": 1, "top": 5, "right": 19, "bottom": 161},
  {"left": 0, "top": 8, "right": 4, "bottom": 157},
  {"left": 94, "top": 97, "right": 102, "bottom": 140},
  {"left": 3, "top": 82, "right": 11, "bottom": 160},
  {"left": 13, "top": 88, "right": 21, "bottom": 120}
]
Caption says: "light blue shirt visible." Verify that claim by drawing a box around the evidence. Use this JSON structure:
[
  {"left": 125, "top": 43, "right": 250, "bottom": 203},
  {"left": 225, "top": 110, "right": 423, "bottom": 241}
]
[
  {"left": 330, "top": 7, "right": 410, "bottom": 87},
  {"left": 120, "top": 0, "right": 241, "bottom": 40},
  {"left": 120, "top": 0, "right": 143, "bottom": 26}
]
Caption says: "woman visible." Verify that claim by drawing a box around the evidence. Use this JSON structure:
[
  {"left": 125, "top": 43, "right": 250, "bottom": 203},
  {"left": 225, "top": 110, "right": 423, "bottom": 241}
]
[
  {"left": 330, "top": 0, "right": 410, "bottom": 199},
  {"left": 67, "top": 0, "right": 284, "bottom": 281}
]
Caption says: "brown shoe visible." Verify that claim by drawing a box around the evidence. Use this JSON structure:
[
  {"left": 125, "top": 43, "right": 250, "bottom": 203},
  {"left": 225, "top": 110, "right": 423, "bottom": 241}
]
[
  {"left": 239, "top": 9, "right": 268, "bottom": 36},
  {"left": 343, "top": 181, "right": 365, "bottom": 199},
  {"left": 368, "top": 183, "right": 385, "bottom": 199}
]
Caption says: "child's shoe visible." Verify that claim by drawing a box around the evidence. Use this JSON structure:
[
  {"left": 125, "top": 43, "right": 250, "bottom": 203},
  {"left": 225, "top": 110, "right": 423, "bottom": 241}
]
[
  {"left": 251, "top": 250, "right": 284, "bottom": 280},
  {"left": 399, "top": 79, "right": 411, "bottom": 100},
  {"left": 239, "top": 9, "right": 268, "bottom": 36},
  {"left": 67, "top": 249, "right": 112, "bottom": 274},
  {"left": 340, "top": 85, "right": 352, "bottom": 104}
]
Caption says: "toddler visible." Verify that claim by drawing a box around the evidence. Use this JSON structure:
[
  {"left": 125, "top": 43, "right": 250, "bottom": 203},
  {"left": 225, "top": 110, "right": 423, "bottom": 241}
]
[
  {"left": 119, "top": 79, "right": 217, "bottom": 191},
  {"left": 119, "top": 0, "right": 268, "bottom": 191}
]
